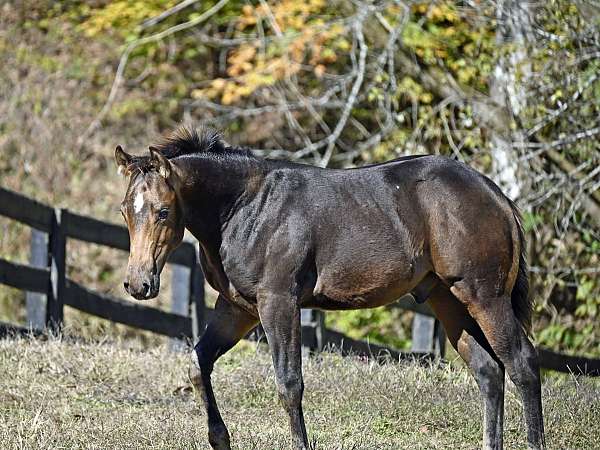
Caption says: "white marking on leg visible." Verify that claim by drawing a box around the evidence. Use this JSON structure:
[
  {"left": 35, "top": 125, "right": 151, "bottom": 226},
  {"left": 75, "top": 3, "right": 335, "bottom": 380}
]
[{"left": 134, "top": 192, "right": 144, "bottom": 213}]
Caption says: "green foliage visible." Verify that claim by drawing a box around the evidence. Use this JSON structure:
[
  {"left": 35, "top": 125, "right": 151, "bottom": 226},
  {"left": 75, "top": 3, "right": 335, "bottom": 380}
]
[
  {"left": 326, "top": 307, "right": 412, "bottom": 350},
  {"left": 77, "top": 0, "right": 178, "bottom": 39},
  {"left": 515, "top": 0, "right": 600, "bottom": 355},
  {"left": 401, "top": 3, "right": 495, "bottom": 89}
]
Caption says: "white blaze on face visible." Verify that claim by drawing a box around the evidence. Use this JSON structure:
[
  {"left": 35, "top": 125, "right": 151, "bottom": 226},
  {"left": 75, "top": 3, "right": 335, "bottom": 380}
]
[{"left": 134, "top": 192, "right": 145, "bottom": 214}]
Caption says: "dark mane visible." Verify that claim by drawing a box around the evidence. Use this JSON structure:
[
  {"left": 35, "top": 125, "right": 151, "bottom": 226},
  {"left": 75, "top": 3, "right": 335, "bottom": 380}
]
[
  {"left": 126, "top": 125, "right": 253, "bottom": 174},
  {"left": 152, "top": 126, "right": 225, "bottom": 159}
]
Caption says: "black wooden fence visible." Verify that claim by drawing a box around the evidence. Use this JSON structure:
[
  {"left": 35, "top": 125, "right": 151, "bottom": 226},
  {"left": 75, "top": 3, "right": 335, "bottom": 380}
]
[{"left": 1, "top": 186, "right": 599, "bottom": 375}]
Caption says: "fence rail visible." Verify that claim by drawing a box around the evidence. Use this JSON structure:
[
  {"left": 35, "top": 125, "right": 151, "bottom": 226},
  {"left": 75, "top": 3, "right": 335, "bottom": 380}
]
[
  {"left": 0, "top": 258, "right": 48, "bottom": 293},
  {"left": 1, "top": 186, "right": 599, "bottom": 375}
]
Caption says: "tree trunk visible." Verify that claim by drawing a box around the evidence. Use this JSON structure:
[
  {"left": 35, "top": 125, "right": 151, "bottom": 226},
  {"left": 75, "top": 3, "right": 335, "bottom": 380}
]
[{"left": 489, "top": 0, "right": 533, "bottom": 200}]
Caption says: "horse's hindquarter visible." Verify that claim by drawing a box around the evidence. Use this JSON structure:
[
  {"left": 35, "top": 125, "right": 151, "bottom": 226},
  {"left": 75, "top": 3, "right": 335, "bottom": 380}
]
[{"left": 414, "top": 156, "right": 520, "bottom": 298}]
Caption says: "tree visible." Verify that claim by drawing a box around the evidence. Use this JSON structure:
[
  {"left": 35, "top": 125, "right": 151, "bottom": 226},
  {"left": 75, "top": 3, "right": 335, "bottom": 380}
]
[{"left": 1, "top": 0, "right": 598, "bottom": 353}]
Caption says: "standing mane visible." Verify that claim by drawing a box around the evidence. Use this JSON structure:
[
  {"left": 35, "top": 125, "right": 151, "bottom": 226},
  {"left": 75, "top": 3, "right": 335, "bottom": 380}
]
[
  {"left": 151, "top": 126, "right": 225, "bottom": 159},
  {"left": 126, "top": 125, "right": 253, "bottom": 174}
]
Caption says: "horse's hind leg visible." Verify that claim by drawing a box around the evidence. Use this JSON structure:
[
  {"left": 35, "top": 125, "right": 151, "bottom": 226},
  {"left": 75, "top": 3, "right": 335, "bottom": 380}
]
[
  {"left": 189, "top": 295, "right": 258, "bottom": 450},
  {"left": 427, "top": 285, "right": 505, "bottom": 450},
  {"left": 451, "top": 283, "right": 545, "bottom": 450}
]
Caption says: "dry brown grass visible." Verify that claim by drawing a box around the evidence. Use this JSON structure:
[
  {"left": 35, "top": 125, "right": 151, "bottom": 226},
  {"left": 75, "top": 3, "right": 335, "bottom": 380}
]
[{"left": 0, "top": 336, "right": 598, "bottom": 449}]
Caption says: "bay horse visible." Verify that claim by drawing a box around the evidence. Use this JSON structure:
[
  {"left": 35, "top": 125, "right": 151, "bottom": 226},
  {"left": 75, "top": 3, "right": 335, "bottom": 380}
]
[{"left": 115, "top": 125, "right": 544, "bottom": 450}]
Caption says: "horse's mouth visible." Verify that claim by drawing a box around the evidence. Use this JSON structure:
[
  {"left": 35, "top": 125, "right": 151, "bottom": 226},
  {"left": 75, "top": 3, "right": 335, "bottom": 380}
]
[{"left": 131, "top": 291, "right": 158, "bottom": 301}]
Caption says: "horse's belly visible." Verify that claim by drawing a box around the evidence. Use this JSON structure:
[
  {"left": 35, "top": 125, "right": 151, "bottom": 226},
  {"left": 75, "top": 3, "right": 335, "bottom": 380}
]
[
  {"left": 308, "top": 262, "right": 425, "bottom": 310},
  {"left": 307, "top": 288, "right": 411, "bottom": 310}
]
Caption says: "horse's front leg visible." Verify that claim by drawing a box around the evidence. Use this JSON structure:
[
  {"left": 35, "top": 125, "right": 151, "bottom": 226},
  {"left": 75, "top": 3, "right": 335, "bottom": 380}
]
[
  {"left": 258, "top": 292, "right": 309, "bottom": 450},
  {"left": 189, "top": 295, "right": 258, "bottom": 450}
]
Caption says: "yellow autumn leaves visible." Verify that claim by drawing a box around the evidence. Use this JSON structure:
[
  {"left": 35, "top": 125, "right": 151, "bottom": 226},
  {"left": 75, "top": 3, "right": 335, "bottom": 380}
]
[{"left": 193, "top": 0, "right": 346, "bottom": 105}]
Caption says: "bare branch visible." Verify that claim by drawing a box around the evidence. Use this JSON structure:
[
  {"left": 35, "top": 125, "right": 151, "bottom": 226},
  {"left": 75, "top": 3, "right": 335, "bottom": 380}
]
[
  {"left": 78, "top": 0, "right": 230, "bottom": 148},
  {"left": 319, "top": 9, "right": 369, "bottom": 167},
  {"left": 141, "top": 0, "right": 202, "bottom": 29}
]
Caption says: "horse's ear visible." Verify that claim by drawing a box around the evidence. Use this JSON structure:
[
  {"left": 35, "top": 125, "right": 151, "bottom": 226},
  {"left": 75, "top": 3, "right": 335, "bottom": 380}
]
[
  {"left": 115, "top": 145, "right": 132, "bottom": 176},
  {"left": 149, "top": 146, "right": 172, "bottom": 180}
]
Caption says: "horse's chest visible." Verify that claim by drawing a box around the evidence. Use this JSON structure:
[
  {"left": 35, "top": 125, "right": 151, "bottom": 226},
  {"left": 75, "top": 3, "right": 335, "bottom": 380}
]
[{"left": 202, "top": 261, "right": 259, "bottom": 316}]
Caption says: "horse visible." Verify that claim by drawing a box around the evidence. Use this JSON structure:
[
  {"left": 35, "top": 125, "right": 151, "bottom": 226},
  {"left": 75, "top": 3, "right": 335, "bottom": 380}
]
[{"left": 115, "top": 125, "right": 545, "bottom": 450}]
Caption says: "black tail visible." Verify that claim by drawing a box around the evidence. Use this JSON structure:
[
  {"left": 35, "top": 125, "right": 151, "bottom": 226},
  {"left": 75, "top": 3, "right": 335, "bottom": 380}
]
[{"left": 508, "top": 199, "right": 532, "bottom": 334}]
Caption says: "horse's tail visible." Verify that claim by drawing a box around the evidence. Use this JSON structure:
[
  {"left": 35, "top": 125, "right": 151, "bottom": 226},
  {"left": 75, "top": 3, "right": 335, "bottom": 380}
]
[{"left": 508, "top": 198, "right": 532, "bottom": 334}]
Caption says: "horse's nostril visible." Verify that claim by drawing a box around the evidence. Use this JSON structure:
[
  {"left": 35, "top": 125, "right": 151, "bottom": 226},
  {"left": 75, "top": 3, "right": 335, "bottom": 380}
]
[
  {"left": 142, "top": 282, "right": 150, "bottom": 294},
  {"left": 123, "top": 282, "right": 129, "bottom": 291}
]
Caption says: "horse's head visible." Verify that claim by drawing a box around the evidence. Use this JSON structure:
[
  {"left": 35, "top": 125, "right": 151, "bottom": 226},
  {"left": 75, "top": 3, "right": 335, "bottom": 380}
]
[{"left": 115, "top": 145, "right": 185, "bottom": 300}]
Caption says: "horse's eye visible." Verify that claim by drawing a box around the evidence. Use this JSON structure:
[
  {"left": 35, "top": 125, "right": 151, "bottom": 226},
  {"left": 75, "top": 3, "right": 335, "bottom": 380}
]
[{"left": 158, "top": 208, "right": 169, "bottom": 221}]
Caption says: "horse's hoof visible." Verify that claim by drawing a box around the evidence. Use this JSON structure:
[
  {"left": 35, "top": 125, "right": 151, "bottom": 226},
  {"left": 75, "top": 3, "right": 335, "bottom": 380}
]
[{"left": 208, "top": 425, "right": 231, "bottom": 450}]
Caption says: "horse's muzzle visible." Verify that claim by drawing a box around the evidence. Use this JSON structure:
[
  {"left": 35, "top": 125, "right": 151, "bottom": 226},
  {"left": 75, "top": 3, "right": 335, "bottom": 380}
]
[{"left": 123, "top": 271, "right": 160, "bottom": 300}]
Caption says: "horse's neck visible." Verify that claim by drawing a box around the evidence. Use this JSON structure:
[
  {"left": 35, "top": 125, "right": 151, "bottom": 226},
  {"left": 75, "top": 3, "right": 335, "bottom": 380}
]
[
  {"left": 178, "top": 154, "right": 268, "bottom": 240},
  {"left": 177, "top": 155, "right": 268, "bottom": 293}
]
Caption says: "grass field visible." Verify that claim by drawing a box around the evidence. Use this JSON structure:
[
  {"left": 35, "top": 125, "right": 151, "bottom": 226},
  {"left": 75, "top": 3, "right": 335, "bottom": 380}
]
[{"left": 0, "top": 336, "right": 598, "bottom": 449}]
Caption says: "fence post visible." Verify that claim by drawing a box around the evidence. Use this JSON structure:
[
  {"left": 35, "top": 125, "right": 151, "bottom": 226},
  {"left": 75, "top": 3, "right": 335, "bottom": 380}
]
[
  {"left": 411, "top": 313, "right": 436, "bottom": 354},
  {"left": 301, "top": 309, "right": 324, "bottom": 356},
  {"left": 26, "top": 229, "right": 49, "bottom": 330},
  {"left": 47, "top": 208, "right": 65, "bottom": 331},
  {"left": 190, "top": 260, "right": 206, "bottom": 342},
  {"left": 170, "top": 264, "right": 191, "bottom": 351}
]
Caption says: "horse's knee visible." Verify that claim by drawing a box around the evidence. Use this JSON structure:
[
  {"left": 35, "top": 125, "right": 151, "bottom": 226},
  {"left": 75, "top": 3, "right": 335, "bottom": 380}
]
[
  {"left": 189, "top": 345, "right": 213, "bottom": 387},
  {"left": 473, "top": 353, "right": 504, "bottom": 400}
]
